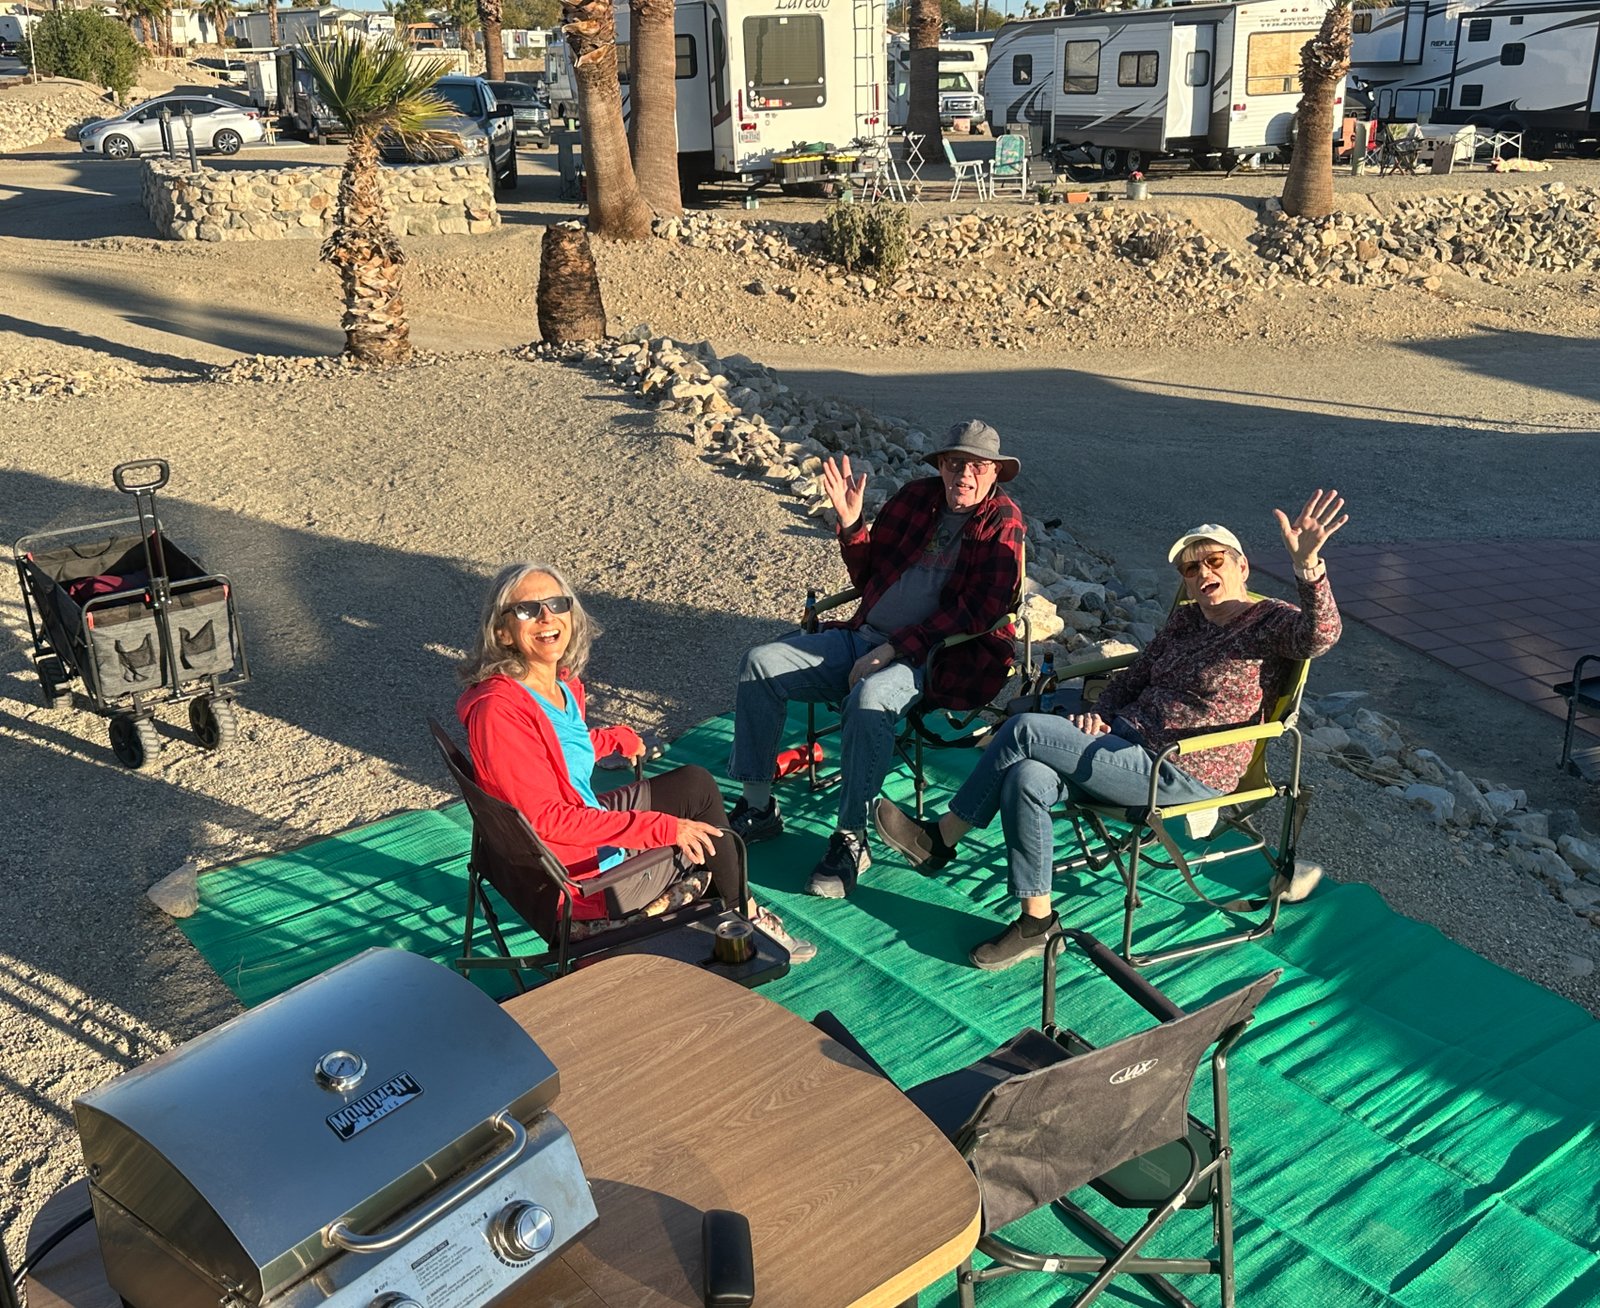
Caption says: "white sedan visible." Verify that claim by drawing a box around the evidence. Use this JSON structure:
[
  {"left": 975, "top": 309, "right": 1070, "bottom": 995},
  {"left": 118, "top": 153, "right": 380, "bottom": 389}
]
[{"left": 79, "top": 95, "right": 268, "bottom": 159}]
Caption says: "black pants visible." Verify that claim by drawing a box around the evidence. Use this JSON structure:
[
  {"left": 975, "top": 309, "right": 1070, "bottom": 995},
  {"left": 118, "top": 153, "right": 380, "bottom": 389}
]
[{"left": 599, "top": 764, "right": 744, "bottom": 914}]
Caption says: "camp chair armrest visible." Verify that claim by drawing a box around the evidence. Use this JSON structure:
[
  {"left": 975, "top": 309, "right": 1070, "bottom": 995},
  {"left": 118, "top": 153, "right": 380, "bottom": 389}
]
[
  {"left": 581, "top": 846, "right": 680, "bottom": 894},
  {"left": 1171, "top": 721, "right": 1286, "bottom": 756},
  {"left": 802, "top": 585, "right": 862, "bottom": 633},
  {"left": 1055, "top": 652, "right": 1140, "bottom": 682},
  {"left": 1046, "top": 931, "right": 1187, "bottom": 1027},
  {"left": 923, "top": 607, "right": 1020, "bottom": 675}
]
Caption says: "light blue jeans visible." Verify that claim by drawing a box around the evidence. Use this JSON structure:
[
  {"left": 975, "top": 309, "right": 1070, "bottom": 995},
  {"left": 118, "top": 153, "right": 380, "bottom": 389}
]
[
  {"left": 729, "top": 628, "right": 923, "bottom": 833},
  {"left": 949, "top": 709, "right": 1220, "bottom": 901}
]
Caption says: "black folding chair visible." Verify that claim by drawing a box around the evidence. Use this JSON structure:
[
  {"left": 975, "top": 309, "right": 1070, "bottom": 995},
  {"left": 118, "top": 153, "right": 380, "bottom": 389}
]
[
  {"left": 427, "top": 719, "right": 790, "bottom": 993},
  {"left": 816, "top": 930, "right": 1279, "bottom": 1307}
]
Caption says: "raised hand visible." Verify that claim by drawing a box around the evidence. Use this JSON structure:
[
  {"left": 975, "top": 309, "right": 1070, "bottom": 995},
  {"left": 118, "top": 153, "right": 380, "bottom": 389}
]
[
  {"left": 820, "top": 455, "right": 867, "bottom": 530},
  {"left": 1273, "top": 489, "right": 1348, "bottom": 570}
]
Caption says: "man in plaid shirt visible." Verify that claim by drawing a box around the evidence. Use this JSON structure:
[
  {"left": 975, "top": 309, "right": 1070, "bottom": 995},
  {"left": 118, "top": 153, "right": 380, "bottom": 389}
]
[{"left": 726, "top": 420, "right": 1026, "bottom": 898}]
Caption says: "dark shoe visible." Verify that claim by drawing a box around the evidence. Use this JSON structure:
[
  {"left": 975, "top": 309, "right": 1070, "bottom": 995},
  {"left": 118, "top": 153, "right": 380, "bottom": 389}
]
[
  {"left": 872, "top": 798, "right": 953, "bottom": 874},
  {"left": 729, "top": 797, "right": 783, "bottom": 844},
  {"left": 969, "top": 911, "right": 1062, "bottom": 971},
  {"left": 806, "top": 830, "right": 871, "bottom": 899}
]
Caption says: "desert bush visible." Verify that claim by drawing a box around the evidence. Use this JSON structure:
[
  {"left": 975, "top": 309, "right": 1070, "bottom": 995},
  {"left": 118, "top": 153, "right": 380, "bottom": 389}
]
[
  {"left": 820, "top": 202, "right": 911, "bottom": 276},
  {"left": 26, "top": 9, "right": 144, "bottom": 100}
]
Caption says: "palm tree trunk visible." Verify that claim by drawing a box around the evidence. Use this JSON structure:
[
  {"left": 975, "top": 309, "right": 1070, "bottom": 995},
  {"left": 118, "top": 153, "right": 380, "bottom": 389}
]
[
  {"left": 907, "top": 0, "right": 941, "bottom": 156},
  {"left": 1280, "top": 2, "right": 1351, "bottom": 219},
  {"left": 320, "top": 130, "right": 414, "bottom": 365},
  {"left": 563, "top": 0, "right": 654, "bottom": 240},
  {"left": 538, "top": 222, "right": 609, "bottom": 341},
  {"left": 268, "top": 0, "right": 279, "bottom": 49},
  {"left": 163, "top": 4, "right": 175, "bottom": 57},
  {"left": 478, "top": 0, "right": 504, "bottom": 80},
  {"left": 629, "top": 0, "right": 682, "bottom": 217}
]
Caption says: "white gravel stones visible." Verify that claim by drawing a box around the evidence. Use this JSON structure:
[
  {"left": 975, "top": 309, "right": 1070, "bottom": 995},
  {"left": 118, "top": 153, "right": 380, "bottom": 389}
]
[{"left": 0, "top": 81, "right": 114, "bottom": 152}]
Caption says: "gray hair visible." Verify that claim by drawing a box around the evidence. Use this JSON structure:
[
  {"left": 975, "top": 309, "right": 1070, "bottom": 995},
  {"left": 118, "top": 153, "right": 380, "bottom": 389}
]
[
  {"left": 1177, "top": 539, "right": 1244, "bottom": 566},
  {"left": 458, "top": 561, "right": 599, "bottom": 686}
]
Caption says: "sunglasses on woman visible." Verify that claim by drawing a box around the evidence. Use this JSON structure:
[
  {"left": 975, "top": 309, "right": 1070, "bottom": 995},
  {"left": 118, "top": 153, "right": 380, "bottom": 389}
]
[
  {"left": 1177, "top": 552, "right": 1232, "bottom": 579},
  {"left": 501, "top": 595, "right": 574, "bottom": 622}
]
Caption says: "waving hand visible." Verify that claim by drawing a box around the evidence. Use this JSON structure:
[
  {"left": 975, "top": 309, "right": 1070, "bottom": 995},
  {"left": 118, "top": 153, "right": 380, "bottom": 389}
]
[{"left": 1273, "top": 489, "right": 1348, "bottom": 571}]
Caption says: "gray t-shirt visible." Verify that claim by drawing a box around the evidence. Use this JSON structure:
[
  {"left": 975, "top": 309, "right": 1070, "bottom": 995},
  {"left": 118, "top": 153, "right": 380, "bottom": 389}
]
[{"left": 859, "top": 508, "right": 970, "bottom": 646}]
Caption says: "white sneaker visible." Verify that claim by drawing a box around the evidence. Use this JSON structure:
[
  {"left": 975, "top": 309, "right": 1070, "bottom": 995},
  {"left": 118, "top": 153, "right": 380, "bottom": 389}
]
[
  {"left": 754, "top": 907, "right": 817, "bottom": 964},
  {"left": 1271, "top": 860, "right": 1323, "bottom": 904}
]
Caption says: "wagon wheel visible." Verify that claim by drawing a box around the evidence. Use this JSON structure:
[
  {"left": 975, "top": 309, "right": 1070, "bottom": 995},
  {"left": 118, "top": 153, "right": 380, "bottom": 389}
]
[
  {"left": 37, "top": 655, "right": 68, "bottom": 710},
  {"left": 190, "top": 696, "right": 238, "bottom": 751},
  {"left": 110, "top": 714, "right": 160, "bottom": 769}
]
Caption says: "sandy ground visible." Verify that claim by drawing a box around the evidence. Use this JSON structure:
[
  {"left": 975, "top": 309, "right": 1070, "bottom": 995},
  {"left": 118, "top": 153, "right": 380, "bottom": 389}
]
[{"left": 2, "top": 129, "right": 1599, "bottom": 1273}]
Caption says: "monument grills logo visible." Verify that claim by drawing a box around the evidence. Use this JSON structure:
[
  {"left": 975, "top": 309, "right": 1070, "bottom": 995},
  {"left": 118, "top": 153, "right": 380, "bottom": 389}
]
[{"left": 326, "top": 1072, "right": 424, "bottom": 1141}]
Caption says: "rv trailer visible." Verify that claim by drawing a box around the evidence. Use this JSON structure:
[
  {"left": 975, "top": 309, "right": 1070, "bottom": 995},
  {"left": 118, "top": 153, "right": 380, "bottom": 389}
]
[
  {"left": 549, "top": 0, "right": 888, "bottom": 190},
  {"left": 886, "top": 35, "right": 990, "bottom": 128},
  {"left": 985, "top": 0, "right": 1344, "bottom": 173},
  {"left": 1352, "top": 0, "right": 1600, "bottom": 151}
]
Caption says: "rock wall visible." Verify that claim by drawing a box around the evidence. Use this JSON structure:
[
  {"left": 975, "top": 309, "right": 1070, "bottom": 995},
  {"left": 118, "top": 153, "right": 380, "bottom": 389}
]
[
  {"left": 140, "top": 158, "right": 500, "bottom": 242},
  {"left": 0, "top": 81, "right": 116, "bottom": 152}
]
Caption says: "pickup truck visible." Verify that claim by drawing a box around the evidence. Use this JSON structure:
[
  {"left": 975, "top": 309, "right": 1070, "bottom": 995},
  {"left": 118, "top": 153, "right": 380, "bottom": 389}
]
[{"left": 380, "top": 73, "right": 518, "bottom": 190}]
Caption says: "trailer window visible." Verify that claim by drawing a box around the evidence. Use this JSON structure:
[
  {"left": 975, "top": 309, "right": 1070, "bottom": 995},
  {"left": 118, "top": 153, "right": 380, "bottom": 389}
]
[
  {"left": 1351, "top": 11, "right": 1372, "bottom": 33},
  {"left": 1063, "top": 40, "right": 1099, "bottom": 94},
  {"left": 1186, "top": 49, "right": 1210, "bottom": 86},
  {"left": 1244, "top": 30, "right": 1313, "bottom": 96},
  {"left": 1012, "top": 53, "right": 1032, "bottom": 84},
  {"left": 677, "top": 34, "right": 696, "bottom": 79},
  {"left": 1500, "top": 41, "right": 1525, "bottom": 65},
  {"left": 1459, "top": 83, "right": 1483, "bottom": 106},
  {"left": 1467, "top": 18, "right": 1491, "bottom": 41},
  {"left": 743, "top": 15, "right": 825, "bottom": 109},
  {"left": 1117, "top": 51, "right": 1158, "bottom": 87}
]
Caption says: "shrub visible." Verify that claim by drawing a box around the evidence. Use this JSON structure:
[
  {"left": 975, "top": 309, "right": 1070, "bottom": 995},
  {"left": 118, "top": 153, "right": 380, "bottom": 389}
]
[
  {"left": 26, "top": 9, "right": 145, "bottom": 100},
  {"left": 820, "top": 202, "right": 912, "bottom": 276}
]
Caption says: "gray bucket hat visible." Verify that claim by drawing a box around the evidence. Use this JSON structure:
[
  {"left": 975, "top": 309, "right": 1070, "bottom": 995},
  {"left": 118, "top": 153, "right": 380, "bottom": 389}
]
[{"left": 927, "top": 419, "right": 1020, "bottom": 482}]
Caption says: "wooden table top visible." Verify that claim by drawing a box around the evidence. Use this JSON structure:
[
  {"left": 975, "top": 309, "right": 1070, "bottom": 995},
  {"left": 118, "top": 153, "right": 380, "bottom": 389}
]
[{"left": 27, "top": 955, "right": 980, "bottom": 1308}]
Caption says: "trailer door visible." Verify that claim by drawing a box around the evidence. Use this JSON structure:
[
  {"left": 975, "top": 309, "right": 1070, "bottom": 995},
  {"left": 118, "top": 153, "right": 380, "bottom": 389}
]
[{"left": 1169, "top": 24, "right": 1216, "bottom": 138}]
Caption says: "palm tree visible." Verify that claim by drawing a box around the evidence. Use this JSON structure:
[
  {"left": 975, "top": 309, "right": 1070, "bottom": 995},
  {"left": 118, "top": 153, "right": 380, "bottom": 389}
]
[
  {"left": 300, "top": 34, "right": 454, "bottom": 364},
  {"left": 266, "top": 0, "right": 279, "bottom": 49},
  {"left": 122, "top": 0, "right": 163, "bottom": 51},
  {"left": 562, "top": 0, "right": 653, "bottom": 239},
  {"left": 906, "top": 0, "right": 941, "bottom": 154},
  {"left": 628, "top": 0, "right": 681, "bottom": 216},
  {"left": 476, "top": 0, "right": 504, "bottom": 80},
  {"left": 200, "top": 0, "right": 236, "bottom": 45},
  {"left": 162, "top": 1, "right": 175, "bottom": 56},
  {"left": 1279, "top": 0, "right": 1353, "bottom": 218}
]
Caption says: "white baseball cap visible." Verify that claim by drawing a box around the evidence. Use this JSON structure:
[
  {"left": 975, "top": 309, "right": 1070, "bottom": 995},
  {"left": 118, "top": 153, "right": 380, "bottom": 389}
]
[{"left": 1167, "top": 524, "right": 1245, "bottom": 562}]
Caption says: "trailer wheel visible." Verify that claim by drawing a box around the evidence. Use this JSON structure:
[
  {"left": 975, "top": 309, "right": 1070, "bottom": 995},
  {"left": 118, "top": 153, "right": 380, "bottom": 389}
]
[
  {"left": 37, "top": 655, "right": 68, "bottom": 709},
  {"left": 190, "top": 696, "right": 238, "bottom": 751},
  {"left": 111, "top": 714, "right": 160, "bottom": 770}
]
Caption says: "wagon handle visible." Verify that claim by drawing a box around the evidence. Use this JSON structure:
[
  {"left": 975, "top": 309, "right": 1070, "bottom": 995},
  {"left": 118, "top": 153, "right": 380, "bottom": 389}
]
[{"left": 112, "top": 460, "right": 170, "bottom": 494}]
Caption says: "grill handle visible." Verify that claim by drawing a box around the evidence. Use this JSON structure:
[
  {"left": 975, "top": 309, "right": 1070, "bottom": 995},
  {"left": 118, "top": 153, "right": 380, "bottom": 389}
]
[{"left": 321, "top": 1110, "right": 530, "bottom": 1254}]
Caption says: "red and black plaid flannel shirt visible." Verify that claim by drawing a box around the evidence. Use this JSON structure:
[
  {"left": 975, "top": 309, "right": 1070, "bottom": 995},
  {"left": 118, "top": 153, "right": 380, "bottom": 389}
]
[{"left": 824, "top": 475, "right": 1025, "bottom": 711}]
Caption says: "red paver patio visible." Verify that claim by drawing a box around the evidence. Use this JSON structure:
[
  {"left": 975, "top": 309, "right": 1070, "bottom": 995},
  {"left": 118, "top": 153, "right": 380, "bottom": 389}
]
[{"left": 1255, "top": 539, "right": 1599, "bottom": 746}]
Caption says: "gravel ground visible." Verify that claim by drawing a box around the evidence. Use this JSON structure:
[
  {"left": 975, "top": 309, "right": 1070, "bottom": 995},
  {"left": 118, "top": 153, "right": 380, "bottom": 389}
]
[{"left": 2, "top": 130, "right": 1599, "bottom": 1275}]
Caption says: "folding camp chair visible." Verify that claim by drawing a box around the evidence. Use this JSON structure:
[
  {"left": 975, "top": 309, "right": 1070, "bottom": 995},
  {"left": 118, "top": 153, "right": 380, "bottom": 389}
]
[
  {"left": 990, "top": 132, "right": 1030, "bottom": 198},
  {"left": 1556, "top": 652, "right": 1600, "bottom": 779},
  {"left": 800, "top": 539, "right": 1031, "bottom": 819},
  {"left": 943, "top": 136, "right": 992, "bottom": 201},
  {"left": 427, "top": 720, "right": 790, "bottom": 993},
  {"left": 1052, "top": 601, "right": 1315, "bottom": 968},
  {"left": 1377, "top": 122, "right": 1421, "bottom": 175},
  {"left": 815, "top": 929, "right": 1280, "bottom": 1308}
]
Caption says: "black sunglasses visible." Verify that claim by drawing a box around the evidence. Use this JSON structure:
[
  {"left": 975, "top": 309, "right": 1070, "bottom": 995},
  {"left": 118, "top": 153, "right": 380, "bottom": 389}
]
[{"left": 501, "top": 595, "right": 574, "bottom": 623}]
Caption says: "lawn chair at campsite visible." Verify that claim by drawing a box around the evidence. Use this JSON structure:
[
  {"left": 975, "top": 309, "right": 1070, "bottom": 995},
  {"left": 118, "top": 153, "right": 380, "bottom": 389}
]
[
  {"left": 944, "top": 136, "right": 992, "bottom": 201},
  {"left": 990, "top": 132, "right": 1030, "bottom": 198},
  {"left": 1051, "top": 598, "right": 1318, "bottom": 968},
  {"left": 801, "top": 540, "right": 1032, "bottom": 819},
  {"left": 427, "top": 720, "right": 790, "bottom": 993},
  {"left": 1556, "top": 653, "right": 1600, "bottom": 779},
  {"left": 814, "top": 929, "right": 1280, "bottom": 1307},
  {"left": 1378, "top": 122, "right": 1421, "bottom": 175}
]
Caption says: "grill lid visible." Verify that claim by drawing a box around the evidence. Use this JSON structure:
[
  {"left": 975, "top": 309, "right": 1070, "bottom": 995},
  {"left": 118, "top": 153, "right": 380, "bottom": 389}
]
[{"left": 74, "top": 949, "right": 559, "bottom": 1302}]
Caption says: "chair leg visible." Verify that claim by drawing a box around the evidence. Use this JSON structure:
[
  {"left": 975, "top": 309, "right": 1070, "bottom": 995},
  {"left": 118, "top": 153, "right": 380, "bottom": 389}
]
[
  {"left": 957, "top": 1256, "right": 978, "bottom": 1308},
  {"left": 914, "top": 731, "right": 926, "bottom": 820}
]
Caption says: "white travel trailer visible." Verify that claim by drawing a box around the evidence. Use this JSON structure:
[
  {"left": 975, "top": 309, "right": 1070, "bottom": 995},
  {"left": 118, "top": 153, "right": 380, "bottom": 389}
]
[
  {"left": 886, "top": 35, "right": 990, "bottom": 127},
  {"left": 0, "top": 13, "right": 39, "bottom": 46},
  {"left": 985, "top": 0, "right": 1344, "bottom": 173},
  {"left": 551, "top": 0, "right": 889, "bottom": 189},
  {"left": 1352, "top": 0, "right": 1600, "bottom": 150}
]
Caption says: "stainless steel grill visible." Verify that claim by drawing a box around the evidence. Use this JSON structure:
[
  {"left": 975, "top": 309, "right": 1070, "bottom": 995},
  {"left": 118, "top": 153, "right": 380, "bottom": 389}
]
[{"left": 73, "top": 949, "right": 598, "bottom": 1308}]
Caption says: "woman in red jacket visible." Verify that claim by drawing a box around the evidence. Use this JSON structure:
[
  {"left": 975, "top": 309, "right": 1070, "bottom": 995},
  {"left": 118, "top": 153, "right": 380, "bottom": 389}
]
[{"left": 457, "top": 562, "right": 814, "bottom": 960}]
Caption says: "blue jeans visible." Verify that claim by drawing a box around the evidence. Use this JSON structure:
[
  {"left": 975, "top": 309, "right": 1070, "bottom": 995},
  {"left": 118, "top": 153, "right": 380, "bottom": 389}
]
[
  {"left": 729, "top": 628, "right": 923, "bottom": 833},
  {"left": 949, "top": 711, "right": 1220, "bottom": 901}
]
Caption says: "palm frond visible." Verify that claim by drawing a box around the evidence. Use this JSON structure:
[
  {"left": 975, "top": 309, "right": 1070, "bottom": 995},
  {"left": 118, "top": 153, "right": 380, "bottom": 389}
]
[{"left": 300, "top": 32, "right": 454, "bottom": 135}]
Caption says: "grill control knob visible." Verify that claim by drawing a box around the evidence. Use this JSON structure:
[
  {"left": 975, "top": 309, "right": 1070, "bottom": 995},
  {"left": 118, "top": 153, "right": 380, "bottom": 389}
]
[
  {"left": 490, "top": 1201, "right": 554, "bottom": 1263},
  {"left": 368, "top": 1296, "right": 422, "bottom": 1308}
]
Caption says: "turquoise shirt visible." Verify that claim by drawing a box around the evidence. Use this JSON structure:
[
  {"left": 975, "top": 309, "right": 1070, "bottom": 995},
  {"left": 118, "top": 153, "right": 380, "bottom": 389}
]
[{"left": 520, "top": 682, "right": 622, "bottom": 870}]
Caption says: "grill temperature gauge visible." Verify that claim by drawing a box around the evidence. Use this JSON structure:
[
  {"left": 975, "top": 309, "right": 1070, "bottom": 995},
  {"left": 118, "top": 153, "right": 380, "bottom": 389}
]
[{"left": 490, "top": 1201, "right": 554, "bottom": 1262}]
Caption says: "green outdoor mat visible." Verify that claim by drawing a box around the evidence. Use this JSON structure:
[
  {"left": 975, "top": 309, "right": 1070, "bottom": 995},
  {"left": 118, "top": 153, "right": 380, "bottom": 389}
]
[{"left": 178, "top": 711, "right": 1600, "bottom": 1307}]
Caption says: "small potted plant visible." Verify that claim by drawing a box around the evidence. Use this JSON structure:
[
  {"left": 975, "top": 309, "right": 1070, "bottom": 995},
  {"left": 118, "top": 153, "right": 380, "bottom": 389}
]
[{"left": 1126, "top": 170, "right": 1149, "bottom": 201}]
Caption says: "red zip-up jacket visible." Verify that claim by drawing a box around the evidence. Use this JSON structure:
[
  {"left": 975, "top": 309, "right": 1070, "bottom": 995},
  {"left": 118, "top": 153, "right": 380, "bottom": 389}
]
[{"left": 457, "top": 673, "right": 671, "bottom": 920}]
